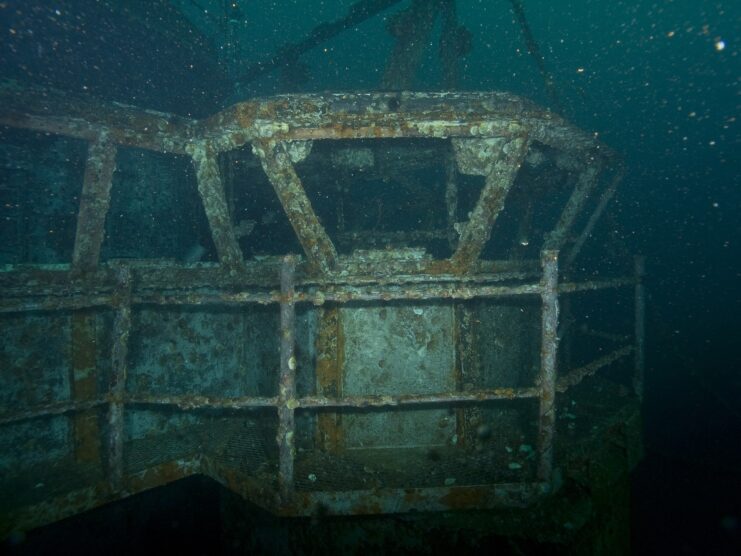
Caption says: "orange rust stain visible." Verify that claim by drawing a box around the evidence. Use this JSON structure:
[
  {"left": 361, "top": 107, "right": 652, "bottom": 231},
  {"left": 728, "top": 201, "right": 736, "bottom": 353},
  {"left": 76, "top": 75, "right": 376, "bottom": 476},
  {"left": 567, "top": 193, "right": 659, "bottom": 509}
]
[
  {"left": 315, "top": 307, "right": 343, "bottom": 452},
  {"left": 440, "top": 487, "right": 487, "bottom": 509}
]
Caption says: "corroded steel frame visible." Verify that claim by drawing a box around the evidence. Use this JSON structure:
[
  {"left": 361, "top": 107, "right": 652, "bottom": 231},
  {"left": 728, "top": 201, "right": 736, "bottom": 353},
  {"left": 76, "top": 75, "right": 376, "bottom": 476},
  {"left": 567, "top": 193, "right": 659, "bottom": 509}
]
[{"left": 0, "top": 82, "right": 638, "bottom": 529}]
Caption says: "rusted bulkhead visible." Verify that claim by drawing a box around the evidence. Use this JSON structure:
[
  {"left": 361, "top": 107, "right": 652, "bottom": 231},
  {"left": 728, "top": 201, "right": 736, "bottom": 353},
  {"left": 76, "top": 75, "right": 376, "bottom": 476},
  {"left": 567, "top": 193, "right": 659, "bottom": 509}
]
[{"left": 0, "top": 81, "right": 641, "bottom": 535}]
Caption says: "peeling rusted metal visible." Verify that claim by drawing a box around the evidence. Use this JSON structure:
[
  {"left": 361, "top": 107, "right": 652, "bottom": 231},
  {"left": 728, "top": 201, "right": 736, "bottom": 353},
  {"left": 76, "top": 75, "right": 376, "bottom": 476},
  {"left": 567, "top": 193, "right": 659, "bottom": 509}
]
[
  {"left": 277, "top": 256, "right": 298, "bottom": 501},
  {"left": 71, "top": 134, "right": 117, "bottom": 272},
  {"left": 253, "top": 140, "right": 337, "bottom": 274},
  {"left": 537, "top": 250, "right": 559, "bottom": 483},
  {"left": 187, "top": 141, "right": 244, "bottom": 269}
]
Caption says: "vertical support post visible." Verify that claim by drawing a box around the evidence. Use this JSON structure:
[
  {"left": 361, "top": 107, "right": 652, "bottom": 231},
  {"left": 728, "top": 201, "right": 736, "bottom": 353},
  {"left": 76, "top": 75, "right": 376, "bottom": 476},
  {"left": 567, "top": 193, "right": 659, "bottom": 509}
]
[
  {"left": 633, "top": 256, "right": 646, "bottom": 401},
  {"left": 537, "top": 250, "right": 559, "bottom": 483},
  {"left": 108, "top": 265, "right": 132, "bottom": 491},
  {"left": 277, "top": 255, "right": 298, "bottom": 501},
  {"left": 72, "top": 133, "right": 117, "bottom": 272}
]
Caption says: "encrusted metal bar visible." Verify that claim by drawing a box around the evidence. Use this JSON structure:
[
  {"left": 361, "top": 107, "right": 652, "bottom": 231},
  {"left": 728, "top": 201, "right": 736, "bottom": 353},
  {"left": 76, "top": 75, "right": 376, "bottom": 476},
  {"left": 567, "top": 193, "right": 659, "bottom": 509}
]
[
  {"left": 188, "top": 141, "right": 244, "bottom": 268},
  {"left": 0, "top": 81, "right": 194, "bottom": 154},
  {"left": 537, "top": 250, "right": 559, "bottom": 483},
  {"left": 544, "top": 161, "right": 602, "bottom": 251},
  {"left": 0, "top": 399, "right": 107, "bottom": 426},
  {"left": 125, "top": 394, "right": 278, "bottom": 410},
  {"left": 556, "top": 345, "right": 634, "bottom": 393},
  {"left": 0, "top": 275, "right": 636, "bottom": 314},
  {"left": 199, "top": 91, "right": 606, "bottom": 155},
  {"left": 253, "top": 140, "right": 337, "bottom": 274},
  {"left": 633, "top": 256, "right": 646, "bottom": 400},
  {"left": 277, "top": 255, "right": 298, "bottom": 501},
  {"left": 450, "top": 137, "right": 529, "bottom": 271},
  {"left": 557, "top": 277, "right": 633, "bottom": 294},
  {"left": 0, "top": 294, "right": 116, "bottom": 314},
  {"left": 71, "top": 134, "right": 117, "bottom": 272},
  {"left": 107, "top": 265, "right": 132, "bottom": 491},
  {"left": 336, "top": 229, "right": 447, "bottom": 246},
  {"left": 565, "top": 166, "right": 625, "bottom": 266},
  {"left": 119, "top": 386, "right": 539, "bottom": 412},
  {"left": 299, "top": 387, "right": 539, "bottom": 408}
]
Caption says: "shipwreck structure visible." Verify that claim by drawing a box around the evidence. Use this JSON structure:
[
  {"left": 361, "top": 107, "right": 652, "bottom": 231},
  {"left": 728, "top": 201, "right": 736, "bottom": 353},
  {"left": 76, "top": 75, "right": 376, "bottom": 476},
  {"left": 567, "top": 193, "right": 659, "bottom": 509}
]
[{"left": 0, "top": 1, "right": 642, "bottom": 552}]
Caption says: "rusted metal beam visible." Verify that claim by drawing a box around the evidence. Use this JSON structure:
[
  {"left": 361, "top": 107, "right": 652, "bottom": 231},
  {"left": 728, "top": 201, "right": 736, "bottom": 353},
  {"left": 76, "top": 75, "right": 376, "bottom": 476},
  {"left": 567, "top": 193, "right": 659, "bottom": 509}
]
[
  {"left": 107, "top": 266, "right": 132, "bottom": 491},
  {"left": 633, "top": 256, "right": 646, "bottom": 401},
  {"left": 0, "top": 274, "right": 636, "bottom": 315},
  {"left": 537, "top": 250, "right": 559, "bottom": 483},
  {"left": 556, "top": 345, "right": 634, "bottom": 393},
  {"left": 73, "top": 386, "right": 539, "bottom": 413},
  {"left": 277, "top": 256, "right": 298, "bottom": 501},
  {"left": 445, "top": 151, "right": 459, "bottom": 250},
  {"left": 292, "top": 482, "right": 548, "bottom": 516},
  {"left": 0, "top": 399, "right": 107, "bottom": 426},
  {"left": 299, "top": 387, "right": 539, "bottom": 408},
  {"left": 198, "top": 91, "right": 608, "bottom": 156},
  {"left": 565, "top": 165, "right": 625, "bottom": 266},
  {"left": 544, "top": 160, "right": 603, "bottom": 251},
  {"left": 0, "top": 81, "right": 194, "bottom": 154},
  {"left": 187, "top": 141, "right": 244, "bottom": 269},
  {"left": 439, "top": 0, "right": 469, "bottom": 90},
  {"left": 450, "top": 137, "right": 530, "bottom": 271},
  {"left": 72, "top": 135, "right": 117, "bottom": 272},
  {"left": 382, "top": 0, "right": 443, "bottom": 89},
  {"left": 253, "top": 140, "right": 337, "bottom": 274},
  {"left": 557, "top": 277, "right": 634, "bottom": 294},
  {"left": 125, "top": 394, "right": 278, "bottom": 410},
  {"left": 336, "top": 229, "right": 448, "bottom": 246},
  {"left": 0, "top": 294, "right": 116, "bottom": 314}
]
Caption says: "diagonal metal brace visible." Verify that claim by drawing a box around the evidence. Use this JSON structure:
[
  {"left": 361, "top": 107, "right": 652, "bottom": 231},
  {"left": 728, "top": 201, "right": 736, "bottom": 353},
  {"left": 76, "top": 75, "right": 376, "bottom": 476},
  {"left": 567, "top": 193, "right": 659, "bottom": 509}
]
[
  {"left": 72, "top": 133, "right": 117, "bottom": 272},
  {"left": 253, "top": 139, "right": 337, "bottom": 274},
  {"left": 450, "top": 136, "right": 530, "bottom": 272},
  {"left": 188, "top": 141, "right": 244, "bottom": 269},
  {"left": 544, "top": 158, "right": 603, "bottom": 252}
]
